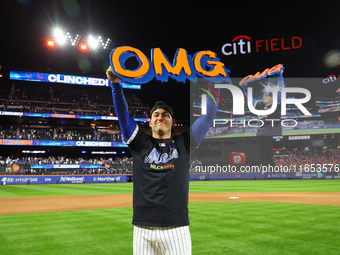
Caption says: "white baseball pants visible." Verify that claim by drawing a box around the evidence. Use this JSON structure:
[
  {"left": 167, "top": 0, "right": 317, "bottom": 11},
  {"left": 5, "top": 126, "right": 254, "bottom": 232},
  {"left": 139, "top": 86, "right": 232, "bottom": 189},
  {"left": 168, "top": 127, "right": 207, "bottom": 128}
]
[{"left": 133, "top": 225, "right": 191, "bottom": 255}]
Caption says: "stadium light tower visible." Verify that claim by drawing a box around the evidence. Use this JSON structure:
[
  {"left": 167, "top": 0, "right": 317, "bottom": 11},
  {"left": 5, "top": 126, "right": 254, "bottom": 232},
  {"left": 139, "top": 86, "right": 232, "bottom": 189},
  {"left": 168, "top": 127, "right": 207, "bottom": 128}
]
[{"left": 47, "top": 26, "right": 113, "bottom": 51}]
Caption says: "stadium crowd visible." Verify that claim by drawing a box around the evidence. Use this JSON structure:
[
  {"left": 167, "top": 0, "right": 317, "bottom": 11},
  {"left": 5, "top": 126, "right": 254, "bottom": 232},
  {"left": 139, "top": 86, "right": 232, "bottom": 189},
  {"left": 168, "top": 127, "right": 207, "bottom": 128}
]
[
  {"left": 0, "top": 83, "right": 149, "bottom": 118},
  {"left": 0, "top": 156, "right": 132, "bottom": 166},
  {"left": 273, "top": 147, "right": 340, "bottom": 168},
  {"left": 0, "top": 156, "right": 133, "bottom": 175},
  {"left": 0, "top": 126, "right": 122, "bottom": 141}
]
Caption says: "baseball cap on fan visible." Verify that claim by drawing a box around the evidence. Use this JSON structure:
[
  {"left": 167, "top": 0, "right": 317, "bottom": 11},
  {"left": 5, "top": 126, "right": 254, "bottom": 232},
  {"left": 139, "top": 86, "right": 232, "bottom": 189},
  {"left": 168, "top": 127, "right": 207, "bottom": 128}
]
[{"left": 150, "top": 101, "right": 174, "bottom": 118}]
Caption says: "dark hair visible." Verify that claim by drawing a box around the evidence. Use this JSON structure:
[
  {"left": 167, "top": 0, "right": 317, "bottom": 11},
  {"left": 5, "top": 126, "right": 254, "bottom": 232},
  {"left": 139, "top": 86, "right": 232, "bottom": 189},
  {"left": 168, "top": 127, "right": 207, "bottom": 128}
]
[
  {"left": 150, "top": 101, "right": 174, "bottom": 118},
  {"left": 149, "top": 101, "right": 175, "bottom": 136}
]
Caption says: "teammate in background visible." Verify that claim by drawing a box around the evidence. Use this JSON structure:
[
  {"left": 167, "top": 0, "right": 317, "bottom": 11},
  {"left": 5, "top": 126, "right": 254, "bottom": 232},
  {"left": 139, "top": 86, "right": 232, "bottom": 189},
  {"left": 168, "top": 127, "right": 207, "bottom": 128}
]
[
  {"left": 106, "top": 66, "right": 219, "bottom": 255},
  {"left": 1, "top": 177, "right": 7, "bottom": 187}
]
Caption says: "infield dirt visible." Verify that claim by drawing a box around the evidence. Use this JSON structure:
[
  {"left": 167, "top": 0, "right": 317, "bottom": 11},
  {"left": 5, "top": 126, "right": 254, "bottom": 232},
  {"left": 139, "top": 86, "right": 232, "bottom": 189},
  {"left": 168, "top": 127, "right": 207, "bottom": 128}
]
[{"left": 1, "top": 192, "right": 339, "bottom": 215}]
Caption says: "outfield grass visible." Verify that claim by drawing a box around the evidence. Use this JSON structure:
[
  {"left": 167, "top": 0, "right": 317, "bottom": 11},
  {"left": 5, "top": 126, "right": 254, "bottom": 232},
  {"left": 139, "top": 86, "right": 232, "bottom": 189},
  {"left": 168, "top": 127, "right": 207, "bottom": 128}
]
[
  {"left": 0, "top": 180, "right": 339, "bottom": 254},
  {"left": 189, "top": 179, "right": 340, "bottom": 193},
  {"left": 0, "top": 202, "right": 339, "bottom": 255},
  {"left": 0, "top": 183, "right": 134, "bottom": 198},
  {"left": 190, "top": 202, "right": 340, "bottom": 255},
  {"left": 0, "top": 179, "right": 339, "bottom": 198},
  {"left": 0, "top": 208, "right": 134, "bottom": 255}
]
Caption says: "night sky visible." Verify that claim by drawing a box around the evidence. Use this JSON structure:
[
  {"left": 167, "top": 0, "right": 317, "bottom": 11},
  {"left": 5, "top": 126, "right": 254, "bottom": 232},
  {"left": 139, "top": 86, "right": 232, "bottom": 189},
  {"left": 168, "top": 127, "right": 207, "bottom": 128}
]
[{"left": 1, "top": 0, "right": 340, "bottom": 119}]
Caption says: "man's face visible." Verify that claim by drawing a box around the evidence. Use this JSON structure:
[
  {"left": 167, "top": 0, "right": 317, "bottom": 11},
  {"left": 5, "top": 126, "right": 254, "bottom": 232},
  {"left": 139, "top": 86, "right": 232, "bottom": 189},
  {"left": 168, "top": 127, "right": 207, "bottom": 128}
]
[
  {"left": 149, "top": 108, "right": 173, "bottom": 137},
  {"left": 262, "top": 94, "right": 273, "bottom": 106}
]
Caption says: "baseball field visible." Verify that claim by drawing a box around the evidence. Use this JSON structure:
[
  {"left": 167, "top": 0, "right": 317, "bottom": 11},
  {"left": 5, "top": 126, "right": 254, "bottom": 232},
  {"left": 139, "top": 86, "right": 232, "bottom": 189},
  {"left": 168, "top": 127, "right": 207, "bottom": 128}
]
[{"left": 1, "top": 179, "right": 340, "bottom": 255}]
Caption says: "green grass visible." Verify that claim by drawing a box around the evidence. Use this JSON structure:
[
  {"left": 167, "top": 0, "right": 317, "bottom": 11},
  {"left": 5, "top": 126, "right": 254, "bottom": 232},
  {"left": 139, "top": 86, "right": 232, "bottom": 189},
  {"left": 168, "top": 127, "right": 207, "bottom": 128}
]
[
  {"left": 0, "top": 180, "right": 339, "bottom": 254},
  {"left": 190, "top": 202, "right": 340, "bottom": 255},
  {"left": 0, "top": 183, "right": 133, "bottom": 197},
  {"left": 282, "top": 128, "right": 340, "bottom": 136},
  {"left": 0, "top": 179, "right": 339, "bottom": 198},
  {"left": 189, "top": 179, "right": 340, "bottom": 193},
  {"left": 0, "top": 202, "right": 339, "bottom": 255},
  {"left": 0, "top": 208, "right": 134, "bottom": 255}
]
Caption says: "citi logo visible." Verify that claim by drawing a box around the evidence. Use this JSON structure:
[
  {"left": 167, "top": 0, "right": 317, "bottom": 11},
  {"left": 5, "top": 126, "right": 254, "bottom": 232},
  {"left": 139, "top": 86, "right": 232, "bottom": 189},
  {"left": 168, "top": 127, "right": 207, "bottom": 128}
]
[
  {"left": 323, "top": 74, "right": 339, "bottom": 84},
  {"left": 221, "top": 35, "right": 303, "bottom": 56}
]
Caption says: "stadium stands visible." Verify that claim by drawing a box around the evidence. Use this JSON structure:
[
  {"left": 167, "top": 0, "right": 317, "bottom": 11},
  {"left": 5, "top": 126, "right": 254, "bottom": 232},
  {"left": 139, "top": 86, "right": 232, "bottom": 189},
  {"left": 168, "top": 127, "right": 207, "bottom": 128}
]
[
  {"left": 0, "top": 70, "right": 188, "bottom": 175},
  {"left": 0, "top": 82, "right": 149, "bottom": 117},
  {"left": 273, "top": 146, "right": 340, "bottom": 168}
]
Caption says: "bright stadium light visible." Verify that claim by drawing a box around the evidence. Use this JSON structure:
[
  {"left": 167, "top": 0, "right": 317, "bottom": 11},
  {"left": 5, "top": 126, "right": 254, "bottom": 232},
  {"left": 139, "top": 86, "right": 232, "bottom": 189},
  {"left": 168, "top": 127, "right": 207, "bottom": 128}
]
[
  {"left": 88, "top": 35, "right": 99, "bottom": 49},
  {"left": 71, "top": 34, "right": 81, "bottom": 45},
  {"left": 80, "top": 43, "right": 87, "bottom": 51},
  {"left": 48, "top": 26, "right": 113, "bottom": 50},
  {"left": 47, "top": 40, "right": 55, "bottom": 47},
  {"left": 53, "top": 29, "right": 66, "bottom": 45},
  {"left": 103, "top": 38, "right": 112, "bottom": 49}
]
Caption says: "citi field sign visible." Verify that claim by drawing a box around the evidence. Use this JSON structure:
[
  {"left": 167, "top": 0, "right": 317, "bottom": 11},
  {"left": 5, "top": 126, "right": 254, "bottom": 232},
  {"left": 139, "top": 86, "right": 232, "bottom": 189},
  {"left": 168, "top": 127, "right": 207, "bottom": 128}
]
[{"left": 221, "top": 35, "right": 303, "bottom": 56}]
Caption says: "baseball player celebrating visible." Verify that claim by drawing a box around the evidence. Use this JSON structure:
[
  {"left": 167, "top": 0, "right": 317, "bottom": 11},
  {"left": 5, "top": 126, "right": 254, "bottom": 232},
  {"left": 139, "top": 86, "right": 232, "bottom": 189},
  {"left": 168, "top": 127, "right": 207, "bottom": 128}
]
[{"left": 106, "top": 66, "right": 218, "bottom": 255}]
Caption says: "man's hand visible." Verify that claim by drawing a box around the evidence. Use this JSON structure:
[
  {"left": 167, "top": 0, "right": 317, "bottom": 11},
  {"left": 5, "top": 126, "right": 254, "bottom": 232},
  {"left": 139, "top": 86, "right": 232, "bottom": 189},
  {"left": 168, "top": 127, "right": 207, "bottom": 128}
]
[{"left": 106, "top": 66, "right": 121, "bottom": 83}]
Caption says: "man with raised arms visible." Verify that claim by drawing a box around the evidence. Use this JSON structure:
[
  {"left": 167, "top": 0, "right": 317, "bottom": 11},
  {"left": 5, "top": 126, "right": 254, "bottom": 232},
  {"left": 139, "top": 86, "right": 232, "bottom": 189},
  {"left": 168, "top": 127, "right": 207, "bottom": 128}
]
[{"left": 106, "top": 66, "right": 219, "bottom": 255}]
